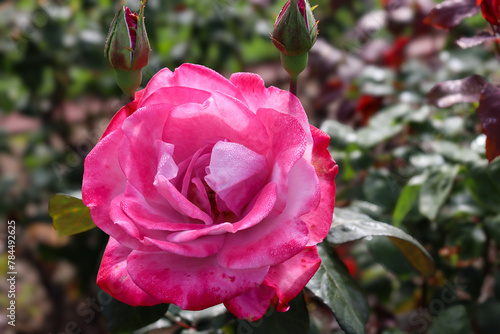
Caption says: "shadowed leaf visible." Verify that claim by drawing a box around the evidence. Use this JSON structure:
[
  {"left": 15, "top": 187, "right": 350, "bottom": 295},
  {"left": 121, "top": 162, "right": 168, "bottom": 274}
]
[
  {"left": 235, "top": 292, "right": 310, "bottom": 334},
  {"left": 366, "top": 236, "right": 416, "bottom": 278},
  {"left": 307, "top": 244, "right": 368, "bottom": 334},
  {"left": 424, "top": 0, "right": 479, "bottom": 30},
  {"left": 49, "top": 194, "right": 96, "bottom": 235},
  {"left": 428, "top": 305, "right": 472, "bottom": 334},
  {"left": 419, "top": 165, "right": 460, "bottom": 221},
  {"left": 327, "top": 208, "right": 435, "bottom": 277},
  {"left": 465, "top": 158, "right": 500, "bottom": 213},
  {"left": 99, "top": 288, "right": 170, "bottom": 334},
  {"left": 427, "top": 75, "right": 487, "bottom": 108}
]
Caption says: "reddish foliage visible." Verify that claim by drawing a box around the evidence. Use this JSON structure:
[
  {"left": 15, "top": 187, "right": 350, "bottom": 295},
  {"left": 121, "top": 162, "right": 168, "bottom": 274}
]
[
  {"left": 424, "top": 0, "right": 479, "bottom": 30},
  {"left": 457, "top": 32, "right": 500, "bottom": 48},
  {"left": 426, "top": 75, "right": 488, "bottom": 107},
  {"left": 478, "top": 83, "right": 500, "bottom": 161},
  {"left": 383, "top": 37, "right": 410, "bottom": 69},
  {"left": 356, "top": 95, "right": 383, "bottom": 125}
]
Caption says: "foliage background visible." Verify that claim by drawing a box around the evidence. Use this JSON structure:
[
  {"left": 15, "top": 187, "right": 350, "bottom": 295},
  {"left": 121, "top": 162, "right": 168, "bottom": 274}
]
[{"left": 1, "top": 0, "right": 499, "bottom": 333}]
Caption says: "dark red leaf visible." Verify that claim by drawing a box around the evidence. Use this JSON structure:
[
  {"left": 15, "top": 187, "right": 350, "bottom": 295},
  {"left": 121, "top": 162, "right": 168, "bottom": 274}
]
[
  {"left": 356, "top": 95, "right": 384, "bottom": 125},
  {"left": 457, "top": 32, "right": 500, "bottom": 48},
  {"left": 485, "top": 137, "right": 500, "bottom": 162},
  {"left": 424, "top": 0, "right": 479, "bottom": 30},
  {"left": 478, "top": 83, "right": 500, "bottom": 162},
  {"left": 480, "top": 0, "right": 500, "bottom": 25},
  {"left": 427, "top": 75, "right": 488, "bottom": 107}
]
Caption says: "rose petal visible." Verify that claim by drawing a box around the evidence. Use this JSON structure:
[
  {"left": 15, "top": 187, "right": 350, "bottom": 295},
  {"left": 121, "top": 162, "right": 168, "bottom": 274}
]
[
  {"left": 82, "top": 129, "right": 129, "bottom": 240},
  {"left": 162, "top": 92, "right": 270, "bottom": 162},
  {"left": 152, "top": 141, "right": 214, "bottom": 225},
  {"left": 216, "top": 215, "right": 309, "bottom": 269},
  {"left": 110, "top": 192, "right": 225, "bottom": 257},
  {"left": 257, "top": 107, "right": 307, "bottom": 212},
  {"left": 224, "top": 285, "right": 275, "bottom": 321},
  {"left": 101, "top": 89, "right": 145, "bottom": 139},
  {"left": 179, "top": 145, "right": 212, "bottom": 197},
  {"left": 127, "top": 251, "right": 269, "bottom": 310},
  {"left": 154, "top": 173, "right": 213, "bottom": 225},
  {"left": 164, "top": 182, "right": 278, "bottom": 243},
  {"left": 281, "top": 157, "right": 320, "bottom": 219},
  {"left": 190, "top": 177, "right": 212, "bottom": 216},
  {"left": 121, "top": 183, "right": 203, "bottom": 231},
  {"left": 120, "top": 106, "right": 175, "bottom": 202},
  {"left": 301, "top": 126, "right": 338, "bottom": 245},
  {"left": 230, "top": 72, "right": 313, "bottom": 161},
  {"left": 138, "top": 86, "right": 211, "bottom": 110},
  {"left": 141, "top": 64, "right": 246, "bottom": 104},
  {"left": 142, "top": 234, "right": 226, "bottom": 258},
  {"left": 97, "top": 237, "right": 160, "bottom": 306},
  {"left": 205, "top": 141, "right": 268, "bottom": 216},
  {"left": 264, "top": 246, "right": 321, "bottom": 308}
]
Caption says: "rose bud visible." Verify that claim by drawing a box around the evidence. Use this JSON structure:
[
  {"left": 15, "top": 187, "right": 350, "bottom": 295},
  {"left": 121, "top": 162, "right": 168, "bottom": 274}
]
[
  {"left": 271, "top": 0, "right": 318, "bottom": 56},
  {"left": 105, "top": 2, "right": 151, "bottom": 98},
  {"left": 271, "top": 0, "right": 318, "bottom": 86}
]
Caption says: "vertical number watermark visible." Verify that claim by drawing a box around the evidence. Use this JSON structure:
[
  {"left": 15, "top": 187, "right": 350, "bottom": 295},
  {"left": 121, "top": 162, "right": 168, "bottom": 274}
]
[{"left": 6, "top": 220, "right": 16, "bottom": 327}]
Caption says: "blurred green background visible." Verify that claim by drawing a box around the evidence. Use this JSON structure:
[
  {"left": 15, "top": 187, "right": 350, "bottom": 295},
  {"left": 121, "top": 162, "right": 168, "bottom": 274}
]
[{"left": 1, "top": 0, "right": 500, "bottom": 333}]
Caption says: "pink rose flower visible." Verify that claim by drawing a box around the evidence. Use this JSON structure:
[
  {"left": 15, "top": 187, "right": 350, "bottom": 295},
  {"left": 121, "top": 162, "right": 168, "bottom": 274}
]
[{"left": 82, "top": 64, "right": 337, "bottom": 320}]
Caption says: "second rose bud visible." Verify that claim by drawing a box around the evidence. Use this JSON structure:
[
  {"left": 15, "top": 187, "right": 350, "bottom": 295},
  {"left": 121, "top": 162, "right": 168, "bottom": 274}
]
[{"left": 105, "top": 2, "right": 151, "bottom": 99}]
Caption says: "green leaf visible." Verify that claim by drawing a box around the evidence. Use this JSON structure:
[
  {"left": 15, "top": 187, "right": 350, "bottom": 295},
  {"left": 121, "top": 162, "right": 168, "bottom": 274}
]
[
  {"left": 494, "top": 272, "right": 500, "bottom": 300},
  {"left": 465, "top": 158, "right": 500, "bottom": 213},
  {"left": 393, "top": 183, "right": 420, "bottom": 227},
  {"left": 362, "top": 169, "right": 401, "bottom": 212},
  {"left": 49, "top": 194, "right": 96, "bottom": 235},
  {"left": 366, "top": 236, "right": 416, "bottom": 279},
  {"left": 235, "top": 291, "right": 310, "bottom": 334},
  {"left": 432, "top": 141, "right": 479, "bottom": 164},
  {"left": 320, "top": 120, "right": 357, "bottom": 149},
  {"left": 99, "top": 289, "right": 169, "bottom": 334},
  {"left": 356, "top": 104, "right": 410, "bottom": 149},
  {"left": 307, "top": 244, "right": 368, "bottom": 334},
  {"left": 485, "top": 214, "right": 500, "bottom": 245},
  {"left": 428, "top": 305, "right": 472, "bottom": 334},
  {"left": 475, "top": 299, "right": 500, "bottom": 334},
  {"left": 357, "top": 124, "right": 404, "bottom": 149},
  {"left": 328, "top": 208, "right": 435, "bottom": 277},
  {"left": 419, "top": 165, "right": 459, "bottom": 221},
  {"left": 368, "top": 104, "right": 411, "bottom": 127}
]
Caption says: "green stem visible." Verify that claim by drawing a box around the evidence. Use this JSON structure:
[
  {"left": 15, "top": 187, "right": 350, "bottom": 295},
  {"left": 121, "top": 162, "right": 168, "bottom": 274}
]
[
  {"left": 289, "top": 75, "right": 298, "bottom": 96},
  {"left": 281, "top": 53, "right": 307, "bottom": 96}
]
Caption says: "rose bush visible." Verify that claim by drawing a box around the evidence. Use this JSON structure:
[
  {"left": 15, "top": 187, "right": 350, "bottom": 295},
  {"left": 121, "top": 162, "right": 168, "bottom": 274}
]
[{"left": 82, "top": 64, "right": 337, "bottom": 320}]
